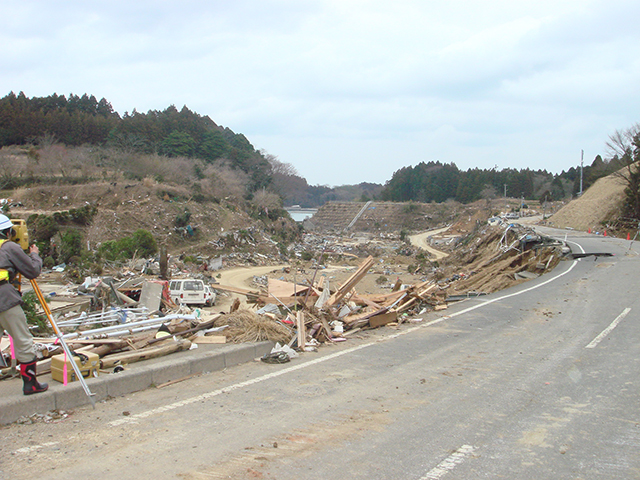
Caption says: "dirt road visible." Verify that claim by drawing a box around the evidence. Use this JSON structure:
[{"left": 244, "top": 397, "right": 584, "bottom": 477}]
[
  {"left": 408, "top": 227, "right": 450, "bottom": 260},
  {"left": 214, "top": 264, "right": 288, "bottom": 309}
]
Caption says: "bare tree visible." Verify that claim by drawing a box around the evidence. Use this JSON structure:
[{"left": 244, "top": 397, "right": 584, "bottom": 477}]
[
  {"left": 606, "top": 123, "right": 640, "bottom": 219},
  {"left": 606, "top": 123, "right": 640, "bottom": 161},
  {"left": 252, "top": 188, "right": 282, "bottom": 211},
  {"left": 260, "top": 150, "right": 299, "bottom": 177}
]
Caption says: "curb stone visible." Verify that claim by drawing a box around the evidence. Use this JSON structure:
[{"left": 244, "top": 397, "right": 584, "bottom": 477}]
[{"left": 0, "top": 341, "right": 274, "bottom": 426}]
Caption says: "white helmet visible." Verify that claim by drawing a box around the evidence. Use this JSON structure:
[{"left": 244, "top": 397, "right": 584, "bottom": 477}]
[{"left": 0, "top": 214, "right": 12, "bottom": 231}]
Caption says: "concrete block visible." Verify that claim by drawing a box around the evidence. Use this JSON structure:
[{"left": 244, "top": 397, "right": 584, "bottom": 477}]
[
  {"left": 0, "top": 389, "right": 56, "bottom": 425},
  {"left": 254, "top": 341, "right": 274, "bottom": 358},
  {"left": 53, "top": 377, "right": 108, "bottom": 410},
  {"left": 224, "top": 344, "right": 259, "bottom": 368},
  {"left": 151, "top": 358, "right": 191, "bottom": 386},
  {"left": 106, "top": 369, "right": 153, "bottom": 398},
  {"left": 190, "top": 351, "right": 226, "bottom": 375}
]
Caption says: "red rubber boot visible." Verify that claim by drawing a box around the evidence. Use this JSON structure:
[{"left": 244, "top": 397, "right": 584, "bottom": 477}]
[{"left": 20, "top": 360, "right": 49, "bottom": 395}]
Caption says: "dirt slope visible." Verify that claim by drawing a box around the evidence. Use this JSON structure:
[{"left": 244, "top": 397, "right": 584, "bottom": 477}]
[
  {"left": 547, "top": 171, "right": 627, "bottom": 232},
  {"left": 8, "top": 181, "right": 298, "bottom": 257}
]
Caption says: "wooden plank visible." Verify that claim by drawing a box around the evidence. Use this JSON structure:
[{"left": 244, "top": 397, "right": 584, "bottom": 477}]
[
  {"left": 352, "top": 294, "right": 384, "bottom": 310},
  {"left": 296, "top": 311, "right": 306, "bottom": 348},
  {"left": 268, "top": 278, "right": 310, "bottom": 298},
  {"left": 343, "top": 306, "right": 389, "bottom": 325},
  {"left": 193, "top": 335, "right": 227, "bottom": 344},
  {"left": 416, "top": 284, "right": 437, "bottom": 298},
  {"left": 100, "top": 339, "right": 192, "bottom": 368},
  {"left": 230, "top": 298, "right": 241, "bottom": 312},
  {"left": 156, "top": 373, "right": 198, "bottom": 388},
  {"left": 396, "top": 296, "right": 418, "bottom": 313},
  {"left": 327, "top": 256, "right": 374, "bottom": 307},
  {"left": 319, "top": 317, "right": 335, "bottom": 340},
  {"left": 257, "top": 293, "right": 317, "bottom": 306},
  {"left": 358, "top": 290, "right": 408, "bottom": 305},
  {"left": 368, "top": 310, "right": 398, "bottom": 328}
]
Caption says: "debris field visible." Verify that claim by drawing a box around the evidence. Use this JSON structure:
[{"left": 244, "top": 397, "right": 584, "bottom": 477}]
[{"left": 0, "top": 216, "right": 566, "bottom": 384}]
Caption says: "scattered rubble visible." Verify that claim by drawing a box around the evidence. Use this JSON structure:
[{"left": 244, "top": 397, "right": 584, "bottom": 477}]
[{"left": 1, "top": 209, "right": 568, "bottom": 386}]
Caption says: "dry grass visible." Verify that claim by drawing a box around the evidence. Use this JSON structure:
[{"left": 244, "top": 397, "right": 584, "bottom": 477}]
[{"left": 214, "top": 309, "right": 293, "bottom": 344}]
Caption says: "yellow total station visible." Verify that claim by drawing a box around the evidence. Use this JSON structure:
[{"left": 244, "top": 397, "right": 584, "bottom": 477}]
[{"left": 10, "top": 218, "right": 29, "bottom": 251}]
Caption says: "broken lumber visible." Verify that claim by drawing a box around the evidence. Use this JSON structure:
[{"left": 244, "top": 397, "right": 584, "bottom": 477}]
[
  {"left": 100, "top": 338, "right": 192, "bottom": 368},
  {"left": 193, "top": 335, "right": 226, "bottom": 344},
  {"left": 368, "top": 310, "right": 398, "bottom": 328},
  {"left": 296, "top": 311, "right": 306, "bottom": 348},
  {"left": 343, "top": 306, "right": 390, "bottom": 327},
  {"left": 326, "top": 256, "right": 374, "bottom": 307}
]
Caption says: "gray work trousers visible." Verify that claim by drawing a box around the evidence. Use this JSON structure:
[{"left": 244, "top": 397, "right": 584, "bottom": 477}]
[{"left": 0, "top": 305, "right": 35, "bottom": 363}]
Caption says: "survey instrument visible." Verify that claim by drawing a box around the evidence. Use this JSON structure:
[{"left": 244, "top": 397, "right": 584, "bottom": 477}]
[{"left": 9, "top": 219, "right": 96, "bottom": 407}]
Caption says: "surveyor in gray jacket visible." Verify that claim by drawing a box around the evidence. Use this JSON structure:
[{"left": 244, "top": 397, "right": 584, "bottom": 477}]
[{"left": 0, "top": 214, "right": 47, "bottom": 395}]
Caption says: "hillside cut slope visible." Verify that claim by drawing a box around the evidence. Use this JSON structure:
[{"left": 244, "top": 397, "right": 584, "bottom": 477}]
[
  {"left": 307, "top": 201, "right": 481, "bottom": 233},
  {"left": 548, "top": 170, "right": 628, "bottom": 232}
]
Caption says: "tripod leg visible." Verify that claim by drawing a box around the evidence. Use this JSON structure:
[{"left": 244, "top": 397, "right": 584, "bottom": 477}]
[{"left": 30, "top": 279, "right": 96, "bottom": 408}]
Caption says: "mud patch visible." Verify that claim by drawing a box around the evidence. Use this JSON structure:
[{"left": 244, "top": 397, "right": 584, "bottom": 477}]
[{"left": 178, "top": 409, "right": 392, "bottom": 479}]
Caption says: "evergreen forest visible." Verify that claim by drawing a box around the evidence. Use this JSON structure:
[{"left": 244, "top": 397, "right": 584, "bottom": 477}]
[{"left": 0, "top": 91, "right": 634, "bottom": 209}]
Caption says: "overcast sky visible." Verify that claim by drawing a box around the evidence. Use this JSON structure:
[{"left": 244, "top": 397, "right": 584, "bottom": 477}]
[{"left": 2, "top": 1, "right": 639, "bottom": 186}]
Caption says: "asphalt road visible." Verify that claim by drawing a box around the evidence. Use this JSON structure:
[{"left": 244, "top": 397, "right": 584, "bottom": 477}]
[{"left": 2, "top": 227, "right": 639, "bottom": 479}]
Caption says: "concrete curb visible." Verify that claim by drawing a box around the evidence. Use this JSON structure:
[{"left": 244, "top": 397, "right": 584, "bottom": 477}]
[{"left": 0, "top": 340, "right": 274, "bottom": 426}]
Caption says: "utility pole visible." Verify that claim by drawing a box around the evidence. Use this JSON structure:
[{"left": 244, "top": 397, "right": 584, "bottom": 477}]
[
  {"left": 579, "top": 149, "right": 584, "bottom": 196},
  {"left": 503, "top": 184, "right": 507, "bottom": 198}
]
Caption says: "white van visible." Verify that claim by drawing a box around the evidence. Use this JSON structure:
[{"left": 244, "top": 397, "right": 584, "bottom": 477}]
[
  {"left": 204, "top": 285, "right": 216, "bottom": 306},
  {"left": 169, "top": 279, "right": 210, "bottom": 306}
]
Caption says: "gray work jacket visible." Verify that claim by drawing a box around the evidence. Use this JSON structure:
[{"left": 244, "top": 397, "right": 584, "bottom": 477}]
[{"left": 0, "top": 240, "right": 42, "bottom": 313}]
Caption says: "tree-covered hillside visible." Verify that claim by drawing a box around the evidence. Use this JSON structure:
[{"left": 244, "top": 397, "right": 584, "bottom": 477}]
[
  {"left": 0, "top": 91, "right": 385, "bottom": 207},
  {"left": 380, "top": 156, "right": 626, "bottom": 205},
  {"left": 0, "top": 91, "right": 271, "bottom": 192},
  {"left": 1, "top": 91, "right": 634, "bottom": 209}
]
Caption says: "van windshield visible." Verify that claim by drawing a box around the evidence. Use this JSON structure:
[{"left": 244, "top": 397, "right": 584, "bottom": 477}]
[{"left": 184, "top": 281, "right": 203, "bottom": 291}]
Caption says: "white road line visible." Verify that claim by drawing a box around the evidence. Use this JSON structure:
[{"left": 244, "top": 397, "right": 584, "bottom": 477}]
[
  {"left": 109, "top": 326, "right": 420, "bottom": 426},
  {"left": 563, "top": 239, "right": 586, "bottom": 254},
  {"left": 421, "top": 444, "right": 476, "bottom": 479},
  {"left": 12, "top": 441, "right": 59, "bottom": 455},
  {"left": 586, "top": 307, "right": 631, "bottom": 349},
  {"left": 438, "top": 259, "right": 579, "bottom": 323}
]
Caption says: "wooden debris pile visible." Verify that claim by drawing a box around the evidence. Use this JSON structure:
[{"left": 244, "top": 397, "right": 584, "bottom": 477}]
[
  {"left": 439, "top": 223, "right": 564, "bottom": 296},
  {"left": 213, "top": 255, "right": 447, "bottom": 351}
]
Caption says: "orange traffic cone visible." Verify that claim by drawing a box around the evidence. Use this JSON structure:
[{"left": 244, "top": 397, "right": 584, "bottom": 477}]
[
  {"left": 628, "top": 232, "right": 631, "bottom": 240},
  {"left": 604, "top": 230, "right": 607, "bottom": 237},
  {"left": 588, "top": 228, "right": 591, "bottom": 234}
]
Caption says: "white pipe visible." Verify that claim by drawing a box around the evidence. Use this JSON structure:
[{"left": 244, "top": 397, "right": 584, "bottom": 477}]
[{"left": 62, "top": 314, "right": 196, "bottom": 339}]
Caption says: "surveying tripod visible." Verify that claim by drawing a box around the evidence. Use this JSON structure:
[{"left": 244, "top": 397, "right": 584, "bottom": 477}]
[
  {"left": 7, "top": 219, "right": 95, "bottom": 407},
  {"left": 30, "top": 279, "right": 96, "bottom": 408}
]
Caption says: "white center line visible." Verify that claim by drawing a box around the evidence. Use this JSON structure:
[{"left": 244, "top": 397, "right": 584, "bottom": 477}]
[
  {"left": 421, "top": 444, "right": 476, "bottom": 479},
  {"left": 109, "top": 326, "right": 421, "bottom": 426},
  {"left": 13, "top": 441, "right": 59, "bottom": 455},
  {"left": 586, "top": 307, "right": 631, "bottom": 349}
]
